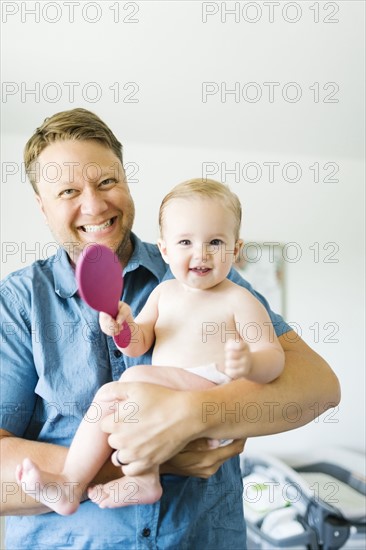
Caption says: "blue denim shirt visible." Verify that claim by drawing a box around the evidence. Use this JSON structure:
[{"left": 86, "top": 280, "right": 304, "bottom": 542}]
[{"left": 1, "top": 234, "right": 291, "bottom": 549}]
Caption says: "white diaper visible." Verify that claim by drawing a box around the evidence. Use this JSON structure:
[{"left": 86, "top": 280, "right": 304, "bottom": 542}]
[
  {"left": 183, "top": 363, "right": 233, "bottom": 447},
  {"left": 183, "top": 362, "right": 231, "bottom": 385}
]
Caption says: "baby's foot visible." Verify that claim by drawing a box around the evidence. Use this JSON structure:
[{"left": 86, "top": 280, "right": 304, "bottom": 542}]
[
  {"left": 15, "top": 458, "right": 83, "bottom": 516},
  {"left": 88, "top": 472, "right": 163, "bottom": 509}
]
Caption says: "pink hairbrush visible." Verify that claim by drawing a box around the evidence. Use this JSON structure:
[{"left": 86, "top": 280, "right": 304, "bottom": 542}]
[{"left": 76, "top": 244, "right": 131, "bottom": 348}]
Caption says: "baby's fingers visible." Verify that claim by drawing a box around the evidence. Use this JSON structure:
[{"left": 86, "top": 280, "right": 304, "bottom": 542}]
[
  {"left": 225, "top": 338, "right": 248, "bottom": 354},
  {"left": 99, "top": 312, "right": 120, "bottom": 336},
  {"left": 115, "top": 302, "right": 131, "bottom": 326}
]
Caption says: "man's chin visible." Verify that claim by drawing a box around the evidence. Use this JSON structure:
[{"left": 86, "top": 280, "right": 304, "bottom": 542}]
[{"left": 60, "top": 229, "right": 132, "bottom": 264}]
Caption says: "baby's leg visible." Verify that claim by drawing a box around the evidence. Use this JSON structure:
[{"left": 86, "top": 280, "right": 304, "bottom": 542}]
[
  {"left": 90, "top": 365, "right": 216, "bottom": 508},
  {"left": 15, "top": 458, "right": 85, "bottom": 516},
  {"left": 16, "top": 386, "right": 119, "bottom": 515}
]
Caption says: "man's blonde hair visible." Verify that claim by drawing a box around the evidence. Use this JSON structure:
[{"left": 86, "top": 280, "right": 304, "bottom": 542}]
[
  {"left": 159, "top": 178, "right": 242, "bottom": 239},
  {"left": 24, "top": 108, "right": 123, "bottom": 192}
]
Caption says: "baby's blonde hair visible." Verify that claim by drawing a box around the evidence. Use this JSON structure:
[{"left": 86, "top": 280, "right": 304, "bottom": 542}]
[{"left": 159, "top": 178, "right": 242, "bottom": 239}]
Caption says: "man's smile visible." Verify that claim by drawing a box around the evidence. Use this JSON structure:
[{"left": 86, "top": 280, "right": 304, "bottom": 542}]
[{"left": 79, "top": 217, "right": 116, "bottom": 233}]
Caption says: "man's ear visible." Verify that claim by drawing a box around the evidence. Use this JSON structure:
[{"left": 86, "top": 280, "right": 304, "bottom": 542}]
[
  {"left": 35, "top": 193, "right": 48, "bottom": 225},
  {"left": 157, "top": 239, "right": 169, "bottom": 264}
]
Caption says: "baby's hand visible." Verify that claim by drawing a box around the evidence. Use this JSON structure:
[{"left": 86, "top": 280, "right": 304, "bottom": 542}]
[
  {"left": 99, "top": 302, "right": 132, "bottom": 337},
  {"left": 224, "top": 338, "right": 252, "bottom": 380}
]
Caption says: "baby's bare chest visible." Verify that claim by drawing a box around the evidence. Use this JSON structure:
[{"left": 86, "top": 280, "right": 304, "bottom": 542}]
[{"left": 155, "top": 291, "right": 237, "bottom": 339}]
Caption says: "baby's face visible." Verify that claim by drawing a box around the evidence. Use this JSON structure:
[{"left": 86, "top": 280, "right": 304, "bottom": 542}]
[{"left": 158, "top": 196, "right": 240, "bottom": 290}]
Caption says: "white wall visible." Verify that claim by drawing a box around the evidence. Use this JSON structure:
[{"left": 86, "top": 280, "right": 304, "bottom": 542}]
[
  {"left": 0, "top": 5, "right": 365, "bottom": 541},
  {"left": 2, "top": 132, "right": 365, "bottom": 457}
]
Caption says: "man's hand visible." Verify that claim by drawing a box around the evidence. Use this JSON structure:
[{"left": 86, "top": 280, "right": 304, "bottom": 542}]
[
  {"left": 161, "top": 439, "right": 246, "bottom": 478},
  {"left": 99, "top": 381, "right": 203, "bottom": 476}
]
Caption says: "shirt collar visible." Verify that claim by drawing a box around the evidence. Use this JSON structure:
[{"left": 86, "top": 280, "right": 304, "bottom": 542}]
[
  {"left": 53, "top": 249, "right": 78, "bottom": 298},
  {"left": 53, "top": 233, "right": 164, "bottom": 299},
  {"left": 124, "top": 233, "right": 163, "bottom": 280}
]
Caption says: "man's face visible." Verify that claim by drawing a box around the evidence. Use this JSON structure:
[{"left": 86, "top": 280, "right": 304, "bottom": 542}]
[{"left": 35, "top": 139, "right": 135, "bottom": 264}]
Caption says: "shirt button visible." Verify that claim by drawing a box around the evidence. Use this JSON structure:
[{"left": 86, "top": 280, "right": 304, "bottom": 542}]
[
  {"left": 141, "top": 528, "right": 151, "bottom": 538},
  {"left": 113, "top": 350, "right": 122, "bottom": 358}
]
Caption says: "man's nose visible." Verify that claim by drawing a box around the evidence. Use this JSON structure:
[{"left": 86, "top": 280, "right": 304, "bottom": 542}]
[{"left": 80, "top": 189, "right": 108, "bottom": 216}]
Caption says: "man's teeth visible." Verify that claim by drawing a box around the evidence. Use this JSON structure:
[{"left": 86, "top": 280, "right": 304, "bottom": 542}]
[{"left": 82, "top": 219, "right": 113, "bottom": 233}]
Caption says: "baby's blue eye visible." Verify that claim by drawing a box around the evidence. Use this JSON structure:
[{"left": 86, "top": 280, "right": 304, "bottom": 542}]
[{"left": 210, "top": 239, "right": 223, "bottom": 246}]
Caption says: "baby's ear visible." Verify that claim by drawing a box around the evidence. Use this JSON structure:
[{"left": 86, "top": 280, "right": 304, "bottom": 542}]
[
  {"left": 234, "top": 239, "right": 244, "bottom": 261},
  {"left": 157, "top": 239, "right": 169, "bottom": 264}
]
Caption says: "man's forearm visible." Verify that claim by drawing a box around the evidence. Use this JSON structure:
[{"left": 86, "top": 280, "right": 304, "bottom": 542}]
[
  {"left": 99, "top": 332, "right": 340, "bottom": 476},
  {"left": 0, "top": 434, "right": 68, "bottom": 515},
  {"left": 0, "top": 433, "right": 121, "bottom": 516},
  {"left": 195, "top": 334, "right": 341, "bottom": 440}
]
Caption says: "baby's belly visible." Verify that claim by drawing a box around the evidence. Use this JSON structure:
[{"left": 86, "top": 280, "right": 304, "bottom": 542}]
[{"left": 152, "top": 339, "right": 225, "bottom": 370}]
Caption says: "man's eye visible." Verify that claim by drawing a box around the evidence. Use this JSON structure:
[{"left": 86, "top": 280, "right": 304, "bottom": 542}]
[
  {"left": 60, "top": 189, "right": 76, "bottom": 197},
  {"left": 100, "top": 178, "right": 116, "bottom": 187},
  {"left": 179, "top": 240, "right": 191, "bottom": 246},
  {"left": 210, "top": 239, "right": 223, "bottom": 246}
]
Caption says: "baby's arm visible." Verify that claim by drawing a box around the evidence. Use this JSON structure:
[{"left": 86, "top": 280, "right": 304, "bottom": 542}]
[
  {"left": 99, "top": 286, "right": 161, "bottom": 357},
  {"left": 225, "top": 288, "right": 285, "bottom": 383}
]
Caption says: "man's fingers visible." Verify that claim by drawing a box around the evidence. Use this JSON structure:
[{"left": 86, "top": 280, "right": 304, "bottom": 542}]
[
  {"left": 164, "top": 439, "right": 247, "bottom": 478},
  {"left": 182, "top": 438, "right": 245, "bottom": 458},
  {"left": 207, "top": 439, "right": 245, "bottom": 460},
  {"left": 221, "top": 438, "right": 245, "bottom": 456},
  {"left": 182, "top": 438, "right": 220, "bottom": 452}
]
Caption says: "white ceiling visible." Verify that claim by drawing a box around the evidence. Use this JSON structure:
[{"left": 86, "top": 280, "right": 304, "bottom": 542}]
[{"left": 1, "top": 1, "right": 364, "bottom": 159}]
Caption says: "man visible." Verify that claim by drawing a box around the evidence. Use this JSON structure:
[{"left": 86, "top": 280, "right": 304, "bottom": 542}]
[{"left": 0, "top": 108, "right": 340, "bottom": 549}]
